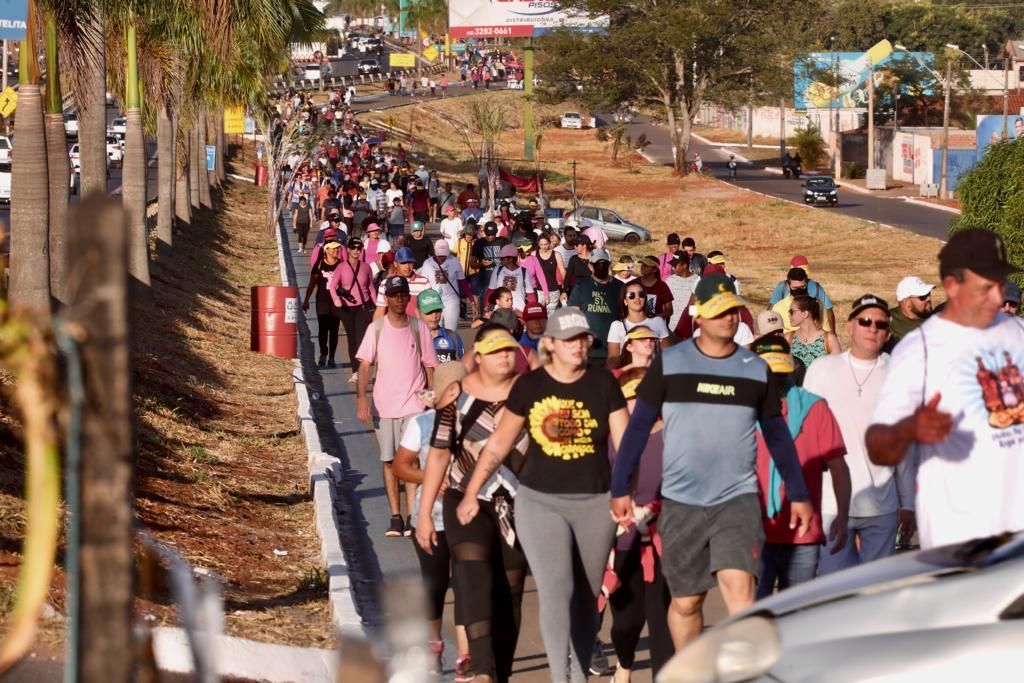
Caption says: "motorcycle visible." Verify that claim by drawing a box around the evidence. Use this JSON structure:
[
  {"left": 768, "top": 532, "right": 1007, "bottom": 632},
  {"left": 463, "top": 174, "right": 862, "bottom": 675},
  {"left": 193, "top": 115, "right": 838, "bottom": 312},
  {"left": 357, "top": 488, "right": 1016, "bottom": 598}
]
[{"left": 783, "top": 163, "right": 802, "bottom": 179}]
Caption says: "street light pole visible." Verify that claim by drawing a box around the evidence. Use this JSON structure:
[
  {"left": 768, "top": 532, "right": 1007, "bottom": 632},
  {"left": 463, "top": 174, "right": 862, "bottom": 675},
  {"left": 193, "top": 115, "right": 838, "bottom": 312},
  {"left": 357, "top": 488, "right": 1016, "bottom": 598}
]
[
  {"left": 867, "top": 58, "right": 875, "bottom": 170},
  {"left": 940, "top": 58, "right": 952, "bottom": 200}
]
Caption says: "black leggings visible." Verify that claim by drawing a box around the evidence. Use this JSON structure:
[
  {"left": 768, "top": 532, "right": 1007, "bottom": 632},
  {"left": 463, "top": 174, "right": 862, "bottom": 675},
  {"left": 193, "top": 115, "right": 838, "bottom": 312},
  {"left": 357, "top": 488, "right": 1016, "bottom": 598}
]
[
  {"left": 296, "top": 222, "right": 310, "bottom": 245},
  {"left": 336, "top": 305, "right": 372, "bottom": 368},
  {"left": 411, "top": 530, "right": 463, "bottom": 624},
  {"left": 443, "top": 489, "right": 527, "bottom": 682},
  {"left": 316, "top": 313, "right": 340, "bottom": 359},
  {"left": 609, "top": 543, "right": 673, "bottom": 674}
]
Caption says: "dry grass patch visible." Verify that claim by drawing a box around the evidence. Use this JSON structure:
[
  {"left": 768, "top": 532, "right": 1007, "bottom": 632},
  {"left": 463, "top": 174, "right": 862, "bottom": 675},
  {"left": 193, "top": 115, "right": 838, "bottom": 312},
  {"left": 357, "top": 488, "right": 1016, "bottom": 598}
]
[{"left": 363, "top": 94, "right": 946, "bottom": 337}]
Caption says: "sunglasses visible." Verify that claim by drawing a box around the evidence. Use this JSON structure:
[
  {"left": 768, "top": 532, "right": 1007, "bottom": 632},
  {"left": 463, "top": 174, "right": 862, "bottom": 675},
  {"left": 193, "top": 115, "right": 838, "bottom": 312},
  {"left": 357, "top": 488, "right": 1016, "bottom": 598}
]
[
  {"left": 626, "top": 291, "right": 644, "bottom": 300},
  {"left": 915, "top": 294, "right": 931, "bottom": 302},
  {"left": 856, "top": 318, "right": 890, "bottom": 330},
  {"left": 1005, "top": 301, "right": 1020, "bottom": 309}
]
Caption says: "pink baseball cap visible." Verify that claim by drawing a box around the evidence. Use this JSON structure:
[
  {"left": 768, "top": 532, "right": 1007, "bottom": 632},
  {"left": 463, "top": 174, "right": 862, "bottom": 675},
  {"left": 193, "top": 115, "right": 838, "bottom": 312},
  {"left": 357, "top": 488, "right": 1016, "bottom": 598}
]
[{"left": 434, "top": 239, "right": 450, "bottom": 256}]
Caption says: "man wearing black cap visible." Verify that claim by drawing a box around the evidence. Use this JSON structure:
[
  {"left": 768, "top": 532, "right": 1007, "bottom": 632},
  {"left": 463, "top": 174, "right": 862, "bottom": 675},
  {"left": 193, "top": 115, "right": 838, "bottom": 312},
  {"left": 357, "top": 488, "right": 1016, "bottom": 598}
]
[
  {"left": 867, "top": 228, "right": 1024, "bottom": 549},
  {"left": 1003, "top": 280, "right": 1021, "bottom": 316},
  {"left": 804, "top": 294, "right": 916, "bottom": 575},
  {"left": 470, "top": 221, "right": 508, "bottom": 310}
]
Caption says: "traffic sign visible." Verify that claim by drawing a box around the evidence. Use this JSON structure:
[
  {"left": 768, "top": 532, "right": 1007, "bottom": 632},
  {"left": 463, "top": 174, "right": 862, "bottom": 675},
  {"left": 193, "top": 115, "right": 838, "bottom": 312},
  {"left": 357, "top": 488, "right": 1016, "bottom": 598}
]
[
  {"left": 0, "top": 87, "right": 17, "bottom": 118},
  {"left": 205, "top": 145, "right": 216, "bottom": 171}
]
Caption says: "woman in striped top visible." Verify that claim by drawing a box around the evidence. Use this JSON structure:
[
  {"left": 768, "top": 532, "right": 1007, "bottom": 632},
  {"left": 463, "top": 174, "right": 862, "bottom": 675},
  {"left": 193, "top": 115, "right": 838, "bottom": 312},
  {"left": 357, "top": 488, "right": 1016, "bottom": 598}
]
[{"left": 416, "top": 326, "right": 531, "bottom": 683}]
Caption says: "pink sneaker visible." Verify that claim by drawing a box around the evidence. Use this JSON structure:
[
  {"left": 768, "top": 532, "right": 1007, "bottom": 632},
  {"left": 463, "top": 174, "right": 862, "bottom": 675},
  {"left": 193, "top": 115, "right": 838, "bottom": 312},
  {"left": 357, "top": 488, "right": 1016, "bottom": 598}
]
[{"left": 429, "top": 640, "right": 444, "bottom": 676}]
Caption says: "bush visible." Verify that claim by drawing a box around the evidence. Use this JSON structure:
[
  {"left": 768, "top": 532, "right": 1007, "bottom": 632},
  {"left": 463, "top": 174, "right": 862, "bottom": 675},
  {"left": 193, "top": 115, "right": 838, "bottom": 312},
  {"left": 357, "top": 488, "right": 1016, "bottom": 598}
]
[
  {"left": 953, "top": 140, "right": 1024, "bottom": 287},
  {"left": 792, "top": 126, "right": 826, "bottom": 170}
]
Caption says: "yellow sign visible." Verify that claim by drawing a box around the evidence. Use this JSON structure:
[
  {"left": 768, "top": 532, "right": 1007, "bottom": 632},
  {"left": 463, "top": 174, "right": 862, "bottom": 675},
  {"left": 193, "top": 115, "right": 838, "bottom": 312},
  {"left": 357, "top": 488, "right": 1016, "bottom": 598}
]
[
  {"left": 423, "top": 46, "right": 439, "bottom": 62},
  {"left": 0, "top": 87, "right": 17, "bottom": 118},
  {"left": 389, "top": 53, "right": 416, "bottom": 68},
  {"left": 224, "top": 106, "right": 245, "bottom": 134}
]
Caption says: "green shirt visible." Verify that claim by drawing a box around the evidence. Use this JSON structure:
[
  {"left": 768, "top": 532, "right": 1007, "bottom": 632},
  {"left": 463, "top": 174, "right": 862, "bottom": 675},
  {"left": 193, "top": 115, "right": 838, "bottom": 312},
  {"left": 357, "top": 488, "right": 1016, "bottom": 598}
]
[
  {"left": 888, "top": 306, "right": 926, "bottom": 345},
  {"left": 568, "top": 277, "right": 624, "bottom": 359}
]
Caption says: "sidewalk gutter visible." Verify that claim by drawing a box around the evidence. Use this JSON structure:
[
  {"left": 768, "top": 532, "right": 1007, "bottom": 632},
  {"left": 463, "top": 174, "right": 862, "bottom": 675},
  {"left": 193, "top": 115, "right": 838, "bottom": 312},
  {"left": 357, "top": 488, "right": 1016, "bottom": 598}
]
[{"left": 273, "top": 213, "right": 372, "bottom": 638}]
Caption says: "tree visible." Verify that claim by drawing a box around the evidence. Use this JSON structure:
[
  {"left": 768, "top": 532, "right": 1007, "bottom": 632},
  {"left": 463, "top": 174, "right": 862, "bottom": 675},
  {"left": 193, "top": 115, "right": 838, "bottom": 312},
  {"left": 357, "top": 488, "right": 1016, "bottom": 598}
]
[
  {"left": 538, "top": 0, "right": 801, "bottom": 174},
  {"left": 952, "top": 138, "right": 1024, "bottom": 281}
]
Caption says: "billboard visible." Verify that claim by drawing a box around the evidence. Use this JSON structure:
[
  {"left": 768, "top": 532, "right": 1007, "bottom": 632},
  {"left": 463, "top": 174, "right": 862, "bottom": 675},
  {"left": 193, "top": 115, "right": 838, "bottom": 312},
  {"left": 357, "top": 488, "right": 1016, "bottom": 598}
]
[
  {"left": 449, "top": 0, "right": 606, "bottom": 39},
  {"left": 224, "top": 106, "right": 245, "bottom": 134},
  {"left": 389, "top": 53, "right": 416, "bottom": 68},
  {"left": 794, "top": 40, "right": 932, "bottom": 110},
  {"left": 977, "top": 113, "right": 1023, "bottom": 158}
]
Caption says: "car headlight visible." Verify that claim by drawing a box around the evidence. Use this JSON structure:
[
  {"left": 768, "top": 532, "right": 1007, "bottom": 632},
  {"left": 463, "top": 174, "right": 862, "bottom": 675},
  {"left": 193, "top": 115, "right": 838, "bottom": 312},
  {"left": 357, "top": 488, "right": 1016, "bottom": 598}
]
[
  {"left": 829, "top": 190, "right": 837, "bottom": 195},
  {"left": 656, "top": 616, "right": 780, "bottom": 683}
]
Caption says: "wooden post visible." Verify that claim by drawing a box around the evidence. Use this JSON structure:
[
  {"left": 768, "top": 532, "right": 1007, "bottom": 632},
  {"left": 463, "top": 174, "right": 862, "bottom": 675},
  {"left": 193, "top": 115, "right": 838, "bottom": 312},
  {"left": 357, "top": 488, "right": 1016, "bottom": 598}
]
[{"left": 64, "top": 196, "right": 135, "bottom": 683}]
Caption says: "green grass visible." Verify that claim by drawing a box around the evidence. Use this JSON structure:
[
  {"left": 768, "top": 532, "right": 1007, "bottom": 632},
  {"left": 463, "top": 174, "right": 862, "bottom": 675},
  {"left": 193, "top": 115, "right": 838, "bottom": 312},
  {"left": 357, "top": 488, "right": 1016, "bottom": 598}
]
[{"left": 187, "top": 445, "right": 220, "bottom": 466}]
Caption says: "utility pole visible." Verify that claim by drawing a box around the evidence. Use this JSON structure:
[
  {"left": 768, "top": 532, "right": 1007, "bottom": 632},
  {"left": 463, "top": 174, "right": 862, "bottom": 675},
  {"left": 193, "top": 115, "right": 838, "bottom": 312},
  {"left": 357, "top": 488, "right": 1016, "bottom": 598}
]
[
  {"left": 571, "top": 159, "right": 578, "bottom": 211},
  {"left": 523, "top": 37, "right": 534, "bottom": 161},
  {"left": 940, "top": 58, "right": 952, "bottom": 200},
  {"left": 1004, "top": 53, "right": 1010, "bottom": 140},
  {"left": 747, "top": 72, "right": 753, "bottom": 149},
  {"left": 984, "top": 44, "right": 989, "bottom": 70},
  {"left": 779, "top": 96, "right": 785, "bottom": 160},
  {"left": 867, "top": 58, "right": 875, "bottom": 170}
]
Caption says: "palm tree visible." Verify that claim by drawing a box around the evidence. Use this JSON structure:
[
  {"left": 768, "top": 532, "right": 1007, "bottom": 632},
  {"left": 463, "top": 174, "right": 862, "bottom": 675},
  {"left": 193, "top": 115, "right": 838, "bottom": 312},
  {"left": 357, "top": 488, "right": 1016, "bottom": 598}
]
[
  {"left": 76, "top": 3, "right": 107, "bottom": 199},
  {"left": 120, "top": 15, "right": 150, "bottom": 289},
  {"left": 8, "top": 3, "right": 50, "bottom": 312},
  {"left": 43, "top": 11, "right": 69, "bottom": 305}
]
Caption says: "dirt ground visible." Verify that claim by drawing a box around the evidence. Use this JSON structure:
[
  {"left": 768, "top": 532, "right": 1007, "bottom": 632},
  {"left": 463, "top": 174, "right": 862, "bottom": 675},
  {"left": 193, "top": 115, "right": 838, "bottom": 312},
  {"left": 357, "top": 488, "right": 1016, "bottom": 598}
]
[
  {"left": 0, "top": 160, "right": 333, "bottom": 656},
  {"left": 365, "top": 93, "right": 945, "bottom": 336}
]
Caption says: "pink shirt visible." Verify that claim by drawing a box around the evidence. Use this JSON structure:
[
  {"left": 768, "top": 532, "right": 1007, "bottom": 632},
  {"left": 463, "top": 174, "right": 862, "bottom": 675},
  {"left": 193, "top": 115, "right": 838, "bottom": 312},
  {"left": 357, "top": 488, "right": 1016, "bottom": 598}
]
[
  {"left": 375, "top": 273, "right": 432, "bottom": 316},
  {"left": 327, "top": 256, "right": 374, "bottom": 307},
  {"left": 361, "top": 238, "right": 381, "bottom": 265},
  {"left": 355, "top": 316, "right": 438, "bottom": 418}
]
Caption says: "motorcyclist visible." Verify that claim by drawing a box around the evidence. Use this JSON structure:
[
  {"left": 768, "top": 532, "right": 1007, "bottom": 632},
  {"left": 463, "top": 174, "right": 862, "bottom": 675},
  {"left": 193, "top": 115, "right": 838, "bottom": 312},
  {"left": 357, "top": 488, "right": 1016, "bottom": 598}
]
[
  {"left": 782, "top": 151, "right": 793, "bottom": 176},
  {"left": 792, "top": 152, "right": 803, "bottom": 178},
  {"left": 728, "top": 154, "right": 738, "bottom": 180}
]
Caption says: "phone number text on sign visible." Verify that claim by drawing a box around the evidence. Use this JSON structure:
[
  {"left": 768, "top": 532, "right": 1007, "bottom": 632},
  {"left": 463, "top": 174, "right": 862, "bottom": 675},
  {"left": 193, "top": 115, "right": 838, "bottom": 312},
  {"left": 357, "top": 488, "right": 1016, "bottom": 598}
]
[{"left": 451, "top": 25, "right": 534, "bottom": 38}]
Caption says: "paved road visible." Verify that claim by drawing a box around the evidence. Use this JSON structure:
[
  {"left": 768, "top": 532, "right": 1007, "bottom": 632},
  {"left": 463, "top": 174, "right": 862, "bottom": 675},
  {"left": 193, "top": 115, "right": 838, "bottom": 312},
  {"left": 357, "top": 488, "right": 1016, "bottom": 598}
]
[{"left": 620, "top": 114, "right": 956, "bottom": 241}]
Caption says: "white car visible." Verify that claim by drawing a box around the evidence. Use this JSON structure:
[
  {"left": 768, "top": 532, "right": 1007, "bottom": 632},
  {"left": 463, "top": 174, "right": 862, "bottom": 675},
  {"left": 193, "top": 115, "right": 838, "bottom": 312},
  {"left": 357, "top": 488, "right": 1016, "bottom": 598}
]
[
  {"left": 302, "top": 64, "right": 322, "bottom": 81},
  {"left": 107, "top": 116, "right": 127, "bottom": 138},
  {"left": 0, "top": 136, "right": 11, "bottom": 163},
  {"left": 0, "top": 161, "right": 10, "bottom": 204},
  {"left": 64, "top": 111, "right": 79, "bottom": 138},
  {"left": 69, "top": 143, "right": 80, "bottom": 173},
  {"left": 560, "top": 111, "right": 583, "bottom": 129},
  {"left": 357, "top": 58, "right": 380, "bottom": 75},
  {"left": 106, "top": 134, "right": 124, "bottom": 167}
]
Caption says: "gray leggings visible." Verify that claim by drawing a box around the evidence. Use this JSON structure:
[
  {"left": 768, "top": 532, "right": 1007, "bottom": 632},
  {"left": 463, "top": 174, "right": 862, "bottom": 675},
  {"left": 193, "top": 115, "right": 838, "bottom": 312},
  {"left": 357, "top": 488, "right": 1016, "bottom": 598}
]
[{"left": 515, "top": 485, "right": 616, "bottom": 683}]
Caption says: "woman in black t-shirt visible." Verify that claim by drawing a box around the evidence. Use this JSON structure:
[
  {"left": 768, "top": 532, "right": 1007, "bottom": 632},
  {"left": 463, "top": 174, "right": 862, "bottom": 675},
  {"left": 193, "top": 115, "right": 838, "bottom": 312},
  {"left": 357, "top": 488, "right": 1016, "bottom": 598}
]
[
  {"left": 301, "top": 240, "right": 343, "bottom": 367},
  {"left": 457, "top": 307, "right": 629, "bottom": 683}
]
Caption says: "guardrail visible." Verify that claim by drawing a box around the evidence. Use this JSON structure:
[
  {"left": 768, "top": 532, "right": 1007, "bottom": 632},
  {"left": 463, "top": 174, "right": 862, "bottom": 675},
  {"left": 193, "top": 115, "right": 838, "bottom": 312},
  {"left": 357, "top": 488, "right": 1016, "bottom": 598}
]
[{"left": 271, "top": 64, "right": 448, "bottom": 94}]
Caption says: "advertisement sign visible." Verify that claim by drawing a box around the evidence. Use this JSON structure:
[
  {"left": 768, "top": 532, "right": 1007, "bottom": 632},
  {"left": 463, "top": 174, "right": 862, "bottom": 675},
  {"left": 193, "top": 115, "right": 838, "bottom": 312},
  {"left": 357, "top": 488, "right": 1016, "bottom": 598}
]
[
  {"left": 794, "top": 40, "right": 933, "bottom": 110},
  {"left": 389, "top": 53, "right": 416, "bottom": 68},
  {"left": 224, "top": 106, "right": 245, "bottom": 134},
  {"left": 977, "top": 113, "right": 1023, "bottom": 158},
  {"left": 893, "top": 132, "right": 933, "bottom": 185},
  {"left": 0, "top": 0, "right": 28, "bottom": 41},
  {"left": 449, "top": 0, "right": 606, "bottom": 39}
]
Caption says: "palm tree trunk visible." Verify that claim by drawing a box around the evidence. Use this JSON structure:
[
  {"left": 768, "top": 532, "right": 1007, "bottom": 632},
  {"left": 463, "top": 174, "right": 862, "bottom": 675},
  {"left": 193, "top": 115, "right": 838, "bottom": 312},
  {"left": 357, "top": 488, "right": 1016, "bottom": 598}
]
[
  {"left": 175, "top": 124, "right": 192, "bottom": 225},
  {"left": 215, "top": 110, "right": 226, "bottom": 184},
  {"left": 9, "top": 84, "right": 51, "bottom": 311},
  {"left": 156, "top": 104, "right": 175, "bottom": 250},
  {"left": 123, "top": 23, "right": 150, "bottom": 289},
  {"left": 189, "top": 119, "right": 201, "bottom": 208},
  {"left": 78, "top": 7, "right": 107, "bottom": 197},
  {"left": 198, "top": 113, "right": 212, "bottom": 208},
  {"left": 44, "top": 114, "right": 69, "bottom": 305}
]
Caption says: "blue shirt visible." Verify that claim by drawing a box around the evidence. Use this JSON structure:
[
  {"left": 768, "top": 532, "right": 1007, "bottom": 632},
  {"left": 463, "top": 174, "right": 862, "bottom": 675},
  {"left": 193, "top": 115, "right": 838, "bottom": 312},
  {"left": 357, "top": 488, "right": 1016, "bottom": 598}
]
[{"left": 432, "top": 327, "right": 464, "bottom": 363}]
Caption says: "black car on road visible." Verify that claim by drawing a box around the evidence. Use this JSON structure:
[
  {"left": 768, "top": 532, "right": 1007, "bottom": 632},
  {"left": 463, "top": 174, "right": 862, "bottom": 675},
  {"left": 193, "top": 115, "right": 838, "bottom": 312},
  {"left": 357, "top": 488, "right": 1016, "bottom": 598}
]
[{"left": 802, "top": 176, "right": 839, "bottom": 206}]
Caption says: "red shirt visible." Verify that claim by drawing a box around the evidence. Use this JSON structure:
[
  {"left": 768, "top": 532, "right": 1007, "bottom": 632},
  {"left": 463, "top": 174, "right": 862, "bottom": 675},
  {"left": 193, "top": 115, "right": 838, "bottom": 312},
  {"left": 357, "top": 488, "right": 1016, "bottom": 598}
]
[
  {"left": 755, "top": 399, "right": 846, "bottom": 545},
  {"left": 642, "top": 279, "right": 673, "bottom": 319}
]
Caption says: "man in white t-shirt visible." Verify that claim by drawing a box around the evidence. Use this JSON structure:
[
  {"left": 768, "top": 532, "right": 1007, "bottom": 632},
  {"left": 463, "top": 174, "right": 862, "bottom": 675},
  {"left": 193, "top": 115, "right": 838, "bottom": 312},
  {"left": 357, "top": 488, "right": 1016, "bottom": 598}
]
[
  {"left": 666, "top": 253, "right": 700, "bottom": 332},
  {"left": 438, "top": 204, "right": 463, "bottom": 251},
  {"left": 805, "top": 294, "right": 916, "bottom": 574},
  {"left": 867, "top": 229, "right": 1024, "bottom": 549},
  {"left": 418, "top": 239, "right": 470, "bottom": 332},
  {"left": 486, "top": 243, "right": 535, "bottom": 314}
]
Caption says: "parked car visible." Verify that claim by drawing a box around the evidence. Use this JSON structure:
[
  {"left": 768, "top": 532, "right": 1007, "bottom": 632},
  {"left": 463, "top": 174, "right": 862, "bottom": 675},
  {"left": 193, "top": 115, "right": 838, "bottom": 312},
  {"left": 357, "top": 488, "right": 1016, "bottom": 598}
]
[
  {"left": 106, "top": 134, "right": 124, "bottom": 167},
  {"left": 357, "top": 58, "right": 380, "bottom": 75},
  {"left": 564, "top": 205, "right": 651, "bottom": 243},
  {"left": 660, "top": 532, "right": 1024, "bottom": 683},
  {"left": 64, "top": 111, "right": 79, "bottom": 138},
  {"left": 802, "top": 175, "right": 839, "bottom": 206},
  {"left": 363, "top": 37, "right": 383, "bottom": 53},
  {"left": 69, "top": 142, "right": 80, "bottom": 173},
  {"left": 560, "top": 111, "right": 583, "bottom": 129},
  {"left": 0, "top": 135, "right": 12, "bottom": 164},
  {"left": 107, "top": 116, "right": 127, "bottom": 139}
]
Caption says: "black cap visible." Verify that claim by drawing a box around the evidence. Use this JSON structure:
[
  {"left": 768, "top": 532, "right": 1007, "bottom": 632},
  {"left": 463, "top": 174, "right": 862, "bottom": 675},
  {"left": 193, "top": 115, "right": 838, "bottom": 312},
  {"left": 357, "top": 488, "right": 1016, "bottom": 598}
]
[
  {"left": 667, "top": 233, "right": 680, "bottom": 245},
  {"left": 384, "top": 275, "right": 410, "bottom": 296},
  {"left": 940, "top": 228, "right": 1020, "bottom": 280},
  {"left": 484, "top": 222, "right": 498, "bottom": 235},
  {"left": 848, "top": 293, "right": 890, "bottom": 320}
]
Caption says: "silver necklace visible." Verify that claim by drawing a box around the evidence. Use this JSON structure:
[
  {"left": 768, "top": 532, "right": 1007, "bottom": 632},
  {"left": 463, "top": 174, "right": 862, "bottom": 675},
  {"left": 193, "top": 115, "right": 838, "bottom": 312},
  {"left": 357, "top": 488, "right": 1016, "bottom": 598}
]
[{"left": 848, "top": 353, "right": 879, "bottom": 398}]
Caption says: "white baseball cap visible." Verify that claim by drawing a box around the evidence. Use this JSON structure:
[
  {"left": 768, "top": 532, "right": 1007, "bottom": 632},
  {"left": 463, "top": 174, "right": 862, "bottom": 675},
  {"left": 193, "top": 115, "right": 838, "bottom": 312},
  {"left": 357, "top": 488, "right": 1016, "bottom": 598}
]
[
  {"left": 896, "top": 276, "right": 934, "bottom": 302},
  {"left": 376, "top": 239, "right": 392, "bottom": 253}
]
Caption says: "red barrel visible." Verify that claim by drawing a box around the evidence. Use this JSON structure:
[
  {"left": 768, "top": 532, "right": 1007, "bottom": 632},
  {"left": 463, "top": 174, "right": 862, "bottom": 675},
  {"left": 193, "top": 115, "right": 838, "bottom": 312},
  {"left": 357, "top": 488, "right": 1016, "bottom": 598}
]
[
  {"left": 251, "top": 286, "right": 299, "bottom": 359},
  {"left": 254, "top": 162, "right": 268, "bottom": 187}
]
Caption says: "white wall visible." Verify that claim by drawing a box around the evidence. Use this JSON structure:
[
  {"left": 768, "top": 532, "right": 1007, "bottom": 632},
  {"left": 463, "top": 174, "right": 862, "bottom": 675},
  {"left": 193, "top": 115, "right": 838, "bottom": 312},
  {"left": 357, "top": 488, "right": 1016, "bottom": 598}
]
[
  {"left": 696, "top": 103, "right": 861, "bottom": 148},
  {"left": 891, "top": 132, "right": 933, "bottom": 185},
  {"left": 969, "top": 69, "right": 1019, "bottom": 93}
]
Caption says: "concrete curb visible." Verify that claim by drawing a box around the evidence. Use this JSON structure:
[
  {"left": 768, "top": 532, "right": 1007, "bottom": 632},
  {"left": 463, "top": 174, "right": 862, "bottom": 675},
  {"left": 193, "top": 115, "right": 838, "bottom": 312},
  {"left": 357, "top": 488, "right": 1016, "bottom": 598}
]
[
  {"left": 899, "top": 196, "right": 962, "bottom": 214},
  {"left": 152, "top": 627, "right": 336, "bottom": 681},
  {"left": 272, "top": 211, "right": 366, "bottom": 638}
]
